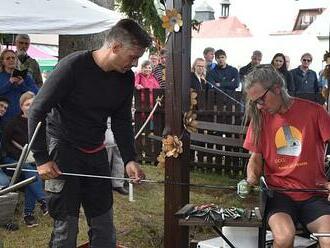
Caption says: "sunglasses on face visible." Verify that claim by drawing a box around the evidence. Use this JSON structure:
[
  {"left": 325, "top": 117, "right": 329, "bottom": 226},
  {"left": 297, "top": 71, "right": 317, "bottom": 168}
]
[
  {"left": 252, "top": 88, "right": 270, "bottom": 105},
  {"left": 302, "top": 58, "right": 312, "bottom": 63}
]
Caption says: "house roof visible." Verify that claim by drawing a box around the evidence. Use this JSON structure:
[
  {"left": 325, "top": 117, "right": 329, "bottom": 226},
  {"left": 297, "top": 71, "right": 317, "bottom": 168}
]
[
  {"left": 195, "top": 1, "right": 215, "bottom": 13},
  {"left": 192, "top": 16, "right": 252, "bottom": 38},
  {"left": 270, "top": 5, "right": 329, "bottom": 36},
  {"left": 305, "top": 6, "right": 330, "bottom": 37}
]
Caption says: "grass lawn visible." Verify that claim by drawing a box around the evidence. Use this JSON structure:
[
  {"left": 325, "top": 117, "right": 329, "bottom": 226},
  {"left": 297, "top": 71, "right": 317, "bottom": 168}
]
[{"left": 0, "top": 165, "right": 259, "bottom": 248}]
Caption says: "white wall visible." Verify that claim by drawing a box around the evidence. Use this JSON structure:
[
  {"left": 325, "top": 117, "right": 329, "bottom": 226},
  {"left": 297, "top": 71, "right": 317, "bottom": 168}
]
[{"left": 191, "top": 35, "right": 328, "bottom": 73}]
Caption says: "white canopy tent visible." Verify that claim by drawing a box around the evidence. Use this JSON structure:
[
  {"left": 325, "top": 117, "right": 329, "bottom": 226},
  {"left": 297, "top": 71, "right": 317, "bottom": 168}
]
[{"left": 0, "top": 0, "right": 122, "bottom": 34}]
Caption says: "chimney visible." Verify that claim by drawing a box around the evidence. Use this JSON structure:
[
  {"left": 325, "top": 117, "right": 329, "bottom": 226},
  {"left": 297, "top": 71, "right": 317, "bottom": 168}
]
[
  {"left": 194, "top": 1, "right": 215, "bottom": 22},
  {"left": 220, "top": 0, "right": 231, "bottom": 17}
]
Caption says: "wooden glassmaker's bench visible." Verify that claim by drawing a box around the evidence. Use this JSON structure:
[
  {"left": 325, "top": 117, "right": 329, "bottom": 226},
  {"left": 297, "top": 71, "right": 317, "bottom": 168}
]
[{"left": 175, "top": 204, "right": 265, "bottom": 248}]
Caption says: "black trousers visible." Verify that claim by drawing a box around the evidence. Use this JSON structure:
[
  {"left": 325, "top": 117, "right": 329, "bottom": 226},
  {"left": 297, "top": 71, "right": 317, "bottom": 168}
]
[{"left": 46, "top": 140, "right": 115, "bottom": 248}]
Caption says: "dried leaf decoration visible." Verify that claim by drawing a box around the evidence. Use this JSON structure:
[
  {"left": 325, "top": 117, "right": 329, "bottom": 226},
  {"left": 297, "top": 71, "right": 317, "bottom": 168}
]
[
  {"left": 157, "top": 151, "right": 166, "bottom": 168},
  {"left": 162, "top": 9, "right": 183, "bottom": 33},
  {"left": 162, "top": 67, "right": 166, "bottom": 82},
  {"left": 184, "top": 111, "right": 198, "bottom": 133},
  {"left": 157, "top": 135, "right": 183, "bottom": 168},
  {"left": 163, "top": 135, "right": 183, "bottom": 157}
]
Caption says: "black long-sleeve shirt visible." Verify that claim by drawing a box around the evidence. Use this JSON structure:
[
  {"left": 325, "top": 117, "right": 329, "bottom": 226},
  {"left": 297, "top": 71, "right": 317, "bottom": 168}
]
[
  {"left": 3, "top": 114, "right": 28, "bottom": 160},
  {"left": 3, "top": 115, "right": 28, "bottom": 160},
  {"left": 28, "top": 51, "right": 136, "bottom": 166}
]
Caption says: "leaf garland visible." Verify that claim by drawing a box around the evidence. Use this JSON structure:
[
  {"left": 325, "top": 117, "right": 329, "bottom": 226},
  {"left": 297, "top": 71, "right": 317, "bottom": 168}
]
[{"left": 116, "top": 0, "right": 165, "bottom": 44}]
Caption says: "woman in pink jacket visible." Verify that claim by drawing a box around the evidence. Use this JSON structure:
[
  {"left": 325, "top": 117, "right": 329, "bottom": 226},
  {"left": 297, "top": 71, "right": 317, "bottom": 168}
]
[
  {"left": 135, "top": 60, "right": 160, "bottom": 130},
  {"left": 135, "top": 60, "right": 159, "bottom": 89}
]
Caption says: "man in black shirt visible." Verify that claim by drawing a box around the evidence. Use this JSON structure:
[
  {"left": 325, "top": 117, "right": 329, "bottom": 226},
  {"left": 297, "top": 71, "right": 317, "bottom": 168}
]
[
  {"left": 239, "top": 50, "right": 262, "bottom": 91},
  {"left": 28, "top": 19, "right": 151, "bottom": 247}
]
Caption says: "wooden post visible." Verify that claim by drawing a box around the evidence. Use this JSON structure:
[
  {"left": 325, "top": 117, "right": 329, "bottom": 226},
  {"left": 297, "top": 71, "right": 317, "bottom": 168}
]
[{"left": 164, "top": 0, "right": 192, "bottom": 247}]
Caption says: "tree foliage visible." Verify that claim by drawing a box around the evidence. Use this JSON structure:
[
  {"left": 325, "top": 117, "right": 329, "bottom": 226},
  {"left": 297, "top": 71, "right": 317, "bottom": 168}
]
[{"left": 116, "top": 0, "right": 166, "bottom": 45}]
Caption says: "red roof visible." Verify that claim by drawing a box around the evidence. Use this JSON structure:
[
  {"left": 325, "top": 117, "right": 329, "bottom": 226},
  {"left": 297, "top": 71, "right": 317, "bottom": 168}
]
[{"left": 192, "top": 16, "right": 252, "bottom": 38}]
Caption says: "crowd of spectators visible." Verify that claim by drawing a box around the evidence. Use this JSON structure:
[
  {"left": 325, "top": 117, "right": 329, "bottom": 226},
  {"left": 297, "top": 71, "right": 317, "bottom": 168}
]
[
  {"left": 0, "top": 34, "right": 45, "bottom": 229},
  {"left": 0, "top": 35, "right": 328, "bottom": 233},
  {"left": 187, "top": 48, "right": 327, "bottom": 103},
  {"left": 137, "top": 46, "right": 326, "bottom": 101}
]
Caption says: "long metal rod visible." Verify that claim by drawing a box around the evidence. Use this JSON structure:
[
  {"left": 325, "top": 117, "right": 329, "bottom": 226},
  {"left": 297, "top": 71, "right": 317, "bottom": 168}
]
[
  {"left": 270, "top": 187, "right": 329, "bottom": 193},
  {"left": 0, "top": 162, "right": 19, "bottom": 169},
  {"left": 6, "top": 168, "right": 237, "bottom": 189},
  {"left": 134, "top": 96, "right": 163, "bottom": 140},
  {"left": 312, "top": 233, "right": 330, "bottom": 237},
  {"left": 0, "top": 176, "right": 37, "bottom": 196},
  {"left": 9, "top": 121, "right": 42, "bottom": 186},
  {"left": 24, "top": 121, "right": 42, "bottom": 166},
  {"left": 7, "top": 168, "right": 330, "bottom": 193},
  {"left": 260, "top": 176, "right": 329, "bottom": 193},
  {"left": 205, "top": 80, "right": 244, "bottom": 107},
  {"left": 212, "top": 226, "right": 236, "bottom": 248},
  {"left": 7, "top": 167, "right": 137, "bottom": 181},
  {"left": 9, "top": 144, "right": 28, "bottom": 186}
]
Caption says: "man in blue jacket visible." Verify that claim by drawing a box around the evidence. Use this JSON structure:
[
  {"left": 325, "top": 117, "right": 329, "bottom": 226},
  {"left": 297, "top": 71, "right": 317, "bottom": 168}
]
[
  {"left": 290, "top": 53, "right": 319, "bottom": 95},
  {"left": 206, "top": 49, "right": 239, "bottom": 95}
]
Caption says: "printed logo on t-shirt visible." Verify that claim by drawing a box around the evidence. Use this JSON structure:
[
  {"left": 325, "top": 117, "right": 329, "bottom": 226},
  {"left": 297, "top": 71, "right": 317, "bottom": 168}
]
[{"left": 275, "top": 125, "right": 302, "bottom": 157}]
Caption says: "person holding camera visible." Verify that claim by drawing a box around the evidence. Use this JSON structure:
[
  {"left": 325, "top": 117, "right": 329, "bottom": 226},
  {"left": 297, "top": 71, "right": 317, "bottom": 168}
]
[
  {"left": 0, "top": 49, "right": 38, "bottom": 123},
  {"left": 15, "top": 34, "right": 43, "bottom": 88}
]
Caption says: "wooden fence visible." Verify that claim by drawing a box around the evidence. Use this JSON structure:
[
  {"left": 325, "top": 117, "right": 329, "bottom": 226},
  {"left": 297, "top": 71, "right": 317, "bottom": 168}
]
[
  {"left": 134, "top": 89, "right": 165, "bottom": 164},
  {"left": 134, "top": 89, "right": 325, "bottom": 177}
]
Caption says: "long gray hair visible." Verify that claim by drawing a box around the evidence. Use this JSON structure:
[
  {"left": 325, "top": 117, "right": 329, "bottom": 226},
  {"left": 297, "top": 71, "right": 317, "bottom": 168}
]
[{"left": 243, "top": 65, "right": 291, "bottom": 145}]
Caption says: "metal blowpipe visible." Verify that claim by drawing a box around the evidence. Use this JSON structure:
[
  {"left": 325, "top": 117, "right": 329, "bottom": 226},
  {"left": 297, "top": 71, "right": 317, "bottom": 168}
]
[{"left": 6, "top": 168, "right": 330, "bottom": 194}]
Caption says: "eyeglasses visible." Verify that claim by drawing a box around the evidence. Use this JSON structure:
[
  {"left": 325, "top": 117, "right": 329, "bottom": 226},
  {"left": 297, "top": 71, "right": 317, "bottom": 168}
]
[
  {"left": 18, "top": 41, "right": 30, "bottom": 45},
  {"left": 302, "top": 59, "right": 312, "bottom": 63},
  {"left": 252, "top": 88, "right": 270, "bottom": 105},
  {"left": 4, "top": 56, "right": 16, "bottom": 60}
]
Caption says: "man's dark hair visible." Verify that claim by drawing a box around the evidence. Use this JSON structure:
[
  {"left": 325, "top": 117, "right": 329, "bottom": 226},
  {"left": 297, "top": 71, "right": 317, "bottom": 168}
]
[
  {"left": 203, "top": 47, "right": 215, "bottom": 56},
  {"left": 105, "top": 19, "right": 152, "bottom": 49},
  {"left": 215, "top": 49, "right": 226, "bottom": 58},
  {"left": 0, "top": 96, "right": 10, "bottom": 105}
]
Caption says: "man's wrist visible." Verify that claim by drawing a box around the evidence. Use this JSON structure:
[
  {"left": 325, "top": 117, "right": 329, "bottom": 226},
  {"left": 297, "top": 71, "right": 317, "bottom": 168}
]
[{"left": 246, "top": 177, "right": 258, "bottom": 186}]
